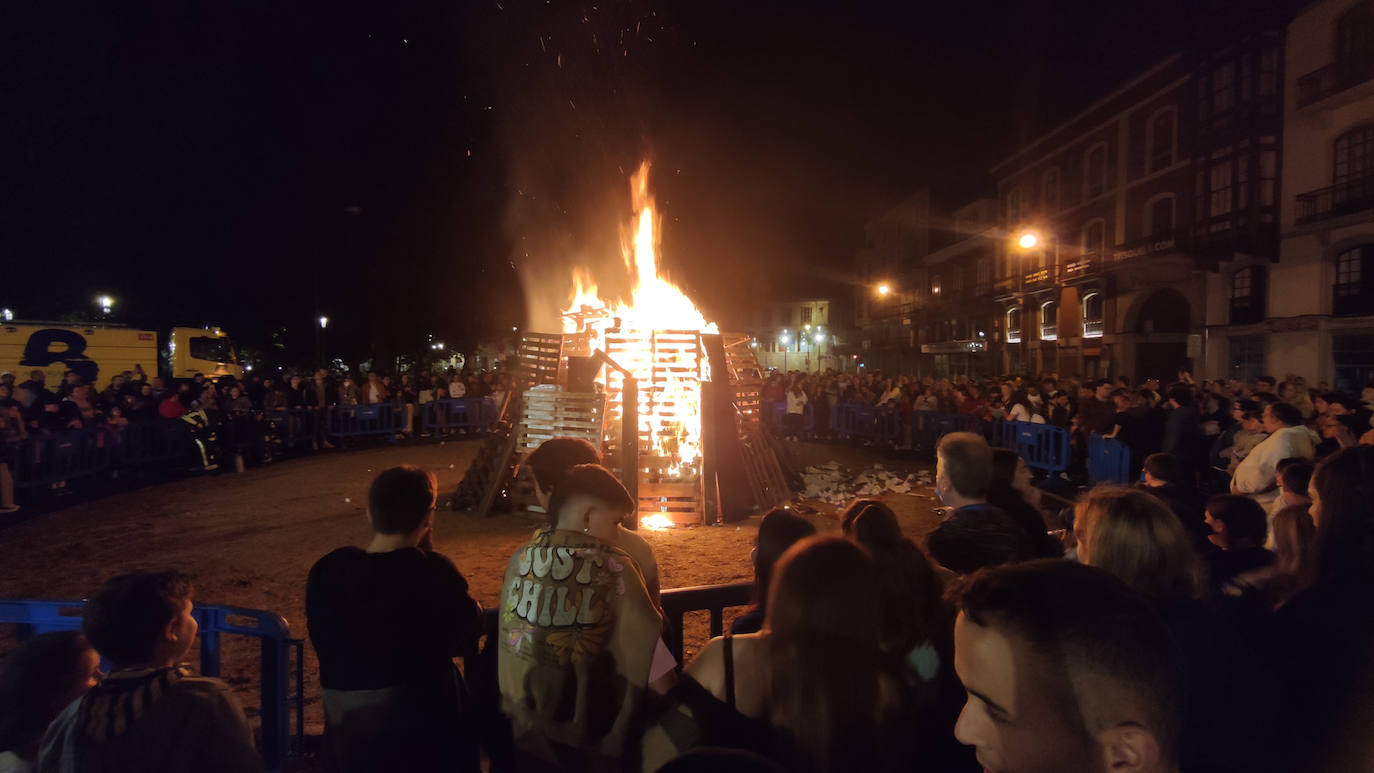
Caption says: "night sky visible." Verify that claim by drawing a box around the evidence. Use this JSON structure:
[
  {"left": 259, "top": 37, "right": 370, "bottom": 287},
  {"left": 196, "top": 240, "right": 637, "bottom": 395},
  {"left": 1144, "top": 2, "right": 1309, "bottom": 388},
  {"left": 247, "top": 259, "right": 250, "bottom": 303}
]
[{"left": 4, "top": 0, "right": 1253, "bottom": 366}]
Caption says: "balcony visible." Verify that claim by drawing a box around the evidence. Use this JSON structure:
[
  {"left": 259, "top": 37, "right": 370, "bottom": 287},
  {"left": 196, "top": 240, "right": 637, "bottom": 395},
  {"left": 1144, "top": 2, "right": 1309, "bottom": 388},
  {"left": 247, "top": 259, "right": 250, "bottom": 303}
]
[
  {"left": 1296, "top": 175, "right": 1374, "bottom": 225},
  {"left": 1333, "top": 281, "right": 1374, "bottom": 317},
  {"left": 1297, "top": 58, "right": 1374, "bottom": 108}
]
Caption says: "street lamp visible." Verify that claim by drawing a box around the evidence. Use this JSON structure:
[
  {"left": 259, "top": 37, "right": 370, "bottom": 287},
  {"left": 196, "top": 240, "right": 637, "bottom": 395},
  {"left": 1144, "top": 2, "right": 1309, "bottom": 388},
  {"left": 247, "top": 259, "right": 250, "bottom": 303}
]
[
  {"left": 1, "top": 308, "right": 12, "bottom": 322},
  {"left": 1017, "top": 230, "right": 1040, "bottom": 250},
  {"left": 876, "top": 283, "right": 891, "bottom": 297},
  {"left": 318, "top": 316, "right": 329, "bottom": 329},
  {"left": 95, "top": 295, "right": 114, "bottom": 316}
]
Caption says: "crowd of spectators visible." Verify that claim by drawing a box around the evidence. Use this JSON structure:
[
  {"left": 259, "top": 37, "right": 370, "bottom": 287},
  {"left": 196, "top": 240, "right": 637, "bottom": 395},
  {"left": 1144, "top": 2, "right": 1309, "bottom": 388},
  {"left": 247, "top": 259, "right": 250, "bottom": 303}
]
[
  {"left": 763, "top": 368, "right": 1374, "bottom": 487},
  {"left": 4, "top": 424, "right": 1372, "bottom": 772},
  {"left": 0, "top": 366, "right": 514, "bottom": 508}
]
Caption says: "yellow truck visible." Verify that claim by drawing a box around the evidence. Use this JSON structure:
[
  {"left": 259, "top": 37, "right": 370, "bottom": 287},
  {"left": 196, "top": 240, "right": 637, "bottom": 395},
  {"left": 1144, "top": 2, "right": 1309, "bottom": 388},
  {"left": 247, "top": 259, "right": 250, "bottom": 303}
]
[{"left": 0, "top": 323, "right": 242, "bottom": 389}]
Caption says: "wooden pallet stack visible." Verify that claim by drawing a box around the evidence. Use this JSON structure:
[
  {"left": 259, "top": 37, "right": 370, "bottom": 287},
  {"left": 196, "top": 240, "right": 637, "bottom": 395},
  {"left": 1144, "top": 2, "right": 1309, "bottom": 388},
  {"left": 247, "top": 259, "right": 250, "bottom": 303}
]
[
  {"left": 517, "top": 333, "right": 563, "bottom": 388},
  {"left": 598, "top": 329, "right": 709, "bottom": 524},
  {"left": 517, "top": 387, "right": 605, "bottom": 456},
  {"left": 717, "top": 332, "right": 789, "bottom": 514}
]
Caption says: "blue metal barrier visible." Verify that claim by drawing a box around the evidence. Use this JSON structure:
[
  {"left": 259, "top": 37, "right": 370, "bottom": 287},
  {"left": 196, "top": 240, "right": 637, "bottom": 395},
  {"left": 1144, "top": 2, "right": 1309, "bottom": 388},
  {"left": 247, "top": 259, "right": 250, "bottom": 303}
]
[
  {"left": 326, "top": 403, "right": 406, "bottom": 443},
  {"left": 13, "top": 431, "right": 112, "bottom": 491},
  {"left": 421, "top": 398, "right": 486, "bottom": 433},
  {"left": 1087, "top": 433, "right": 1132, "bottom": 484},
  {"left": 909, "top": 411, "right": 982, "bottom": 452},
  {"left": 763, "top": 401, "right": 814, "bottom": 434},
  {"left": 998, "top": 420, "right": 1071, "bottom": 474},
  {"left": 0, "top": 599, "right": 304, "bottom": 771}
]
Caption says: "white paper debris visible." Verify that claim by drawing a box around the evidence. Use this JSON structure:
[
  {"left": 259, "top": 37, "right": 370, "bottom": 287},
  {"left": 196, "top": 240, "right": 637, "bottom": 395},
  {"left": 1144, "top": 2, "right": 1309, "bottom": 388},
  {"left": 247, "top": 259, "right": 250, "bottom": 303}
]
[{"left": 798, "top": 461, "right": 930, "bottom": 505}]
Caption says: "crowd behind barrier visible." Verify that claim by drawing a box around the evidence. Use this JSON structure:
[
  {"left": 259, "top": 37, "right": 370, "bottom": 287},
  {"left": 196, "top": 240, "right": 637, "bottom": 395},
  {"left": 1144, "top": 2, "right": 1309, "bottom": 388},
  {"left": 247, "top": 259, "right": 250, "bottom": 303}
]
[
  {"left": 0, "top": 598, "right": 304, "bottom": 771},
  {"left": 0, "top": 365, "right": 508, "bottom": 509},
  {"left": 759, "top": 367, "right": 1374, "bottom": 493}
]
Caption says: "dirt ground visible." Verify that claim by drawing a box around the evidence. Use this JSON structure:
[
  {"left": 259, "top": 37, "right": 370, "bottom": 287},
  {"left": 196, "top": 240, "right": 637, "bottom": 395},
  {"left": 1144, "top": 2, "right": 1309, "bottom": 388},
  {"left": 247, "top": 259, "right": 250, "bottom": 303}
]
[{"left": 0, "top": 437, "right": 941, "bottom": 743}]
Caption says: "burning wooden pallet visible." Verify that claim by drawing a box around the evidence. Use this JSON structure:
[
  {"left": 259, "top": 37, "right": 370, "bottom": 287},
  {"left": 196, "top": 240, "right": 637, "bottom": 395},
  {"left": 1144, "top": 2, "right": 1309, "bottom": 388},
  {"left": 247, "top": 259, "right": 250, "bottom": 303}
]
[{"left": 601, "top": 328, "right": 709, "bottom": 524}]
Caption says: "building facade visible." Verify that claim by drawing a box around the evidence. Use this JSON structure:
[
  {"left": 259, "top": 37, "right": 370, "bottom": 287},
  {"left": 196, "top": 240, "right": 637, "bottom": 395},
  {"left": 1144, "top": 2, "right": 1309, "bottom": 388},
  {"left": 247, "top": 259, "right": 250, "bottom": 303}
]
[
  {"left": 992, "top": 30, "right": 1284, "bottom": 383},
  {"left": 748, "top": 297, "right": 852, "bottom": 372},
  {"left": 917, "top": 199, "right": 1001, "bottom": 378},
  {"left": 1200, "top": 0, "right": 1374, "bottom": 390},
  {"left": 854, "top": 191, "right": 932, "bottom": 373}
]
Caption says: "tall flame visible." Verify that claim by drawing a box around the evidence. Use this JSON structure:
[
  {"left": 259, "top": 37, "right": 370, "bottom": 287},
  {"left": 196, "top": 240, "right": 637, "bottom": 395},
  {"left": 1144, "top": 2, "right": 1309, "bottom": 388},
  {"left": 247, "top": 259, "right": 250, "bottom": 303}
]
[
  {"left": 563, "top": 162, "right": 717, "bottom": 334},
  {"left": 561, "top": 162, "right": 717, "bottom": 524}
]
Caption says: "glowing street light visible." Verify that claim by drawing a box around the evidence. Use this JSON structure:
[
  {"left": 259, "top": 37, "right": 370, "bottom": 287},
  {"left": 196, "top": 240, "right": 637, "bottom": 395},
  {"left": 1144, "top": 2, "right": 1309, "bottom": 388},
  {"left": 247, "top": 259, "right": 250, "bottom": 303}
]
[
  {"left": 1, "top": 308, "right": 12, "bottom": 322},
  {"left": 876, "top": 283, "right": 892, "bottom": 297},
  {"left": 1016, "top": 231, "right": 1040, "bottom": 250},
  {"left": 318, "top": 316, "right": 329, "bottom": 329},
  {"left": 95, "top": 295, "right": 114, "bottom": 315}
]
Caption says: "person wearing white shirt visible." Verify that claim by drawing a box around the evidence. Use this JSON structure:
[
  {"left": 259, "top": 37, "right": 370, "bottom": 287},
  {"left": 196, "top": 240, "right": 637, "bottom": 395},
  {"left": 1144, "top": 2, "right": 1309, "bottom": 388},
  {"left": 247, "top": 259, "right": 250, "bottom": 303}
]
[{"left": 1231, "top": 402, "right": 1315, "bottom": 506}]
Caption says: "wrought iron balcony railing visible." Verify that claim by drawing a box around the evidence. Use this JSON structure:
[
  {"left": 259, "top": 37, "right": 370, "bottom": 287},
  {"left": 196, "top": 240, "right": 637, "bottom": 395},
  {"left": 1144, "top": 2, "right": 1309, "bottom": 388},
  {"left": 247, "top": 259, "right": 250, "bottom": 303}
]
[
  {"left": 1296, "top": 175, "right": 1374, "bottom": 225},
  {"left": 1297, "top": 58, "right": 1374, "bottom": 108}
]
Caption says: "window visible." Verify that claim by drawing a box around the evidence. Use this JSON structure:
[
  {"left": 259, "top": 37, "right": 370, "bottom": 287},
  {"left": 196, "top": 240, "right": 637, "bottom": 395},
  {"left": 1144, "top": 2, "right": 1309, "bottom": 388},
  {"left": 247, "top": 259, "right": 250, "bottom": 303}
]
[
  {"left": 1006, "top": 307, "right": 1023, "bottom": 344},
  {"left": 1338, "top": 247, "right": 1364, "bottom": 288},
  {"left": 1083, "top": 292, "right": 1104, "bottom": 338},
  {"left": 1197, "top": 75, "right": 1211, "bottom": 122},
  {"left": 1334, "top": 126, "right": 1374, "bottom": 185},
  {"left": 1040, "top": 301, "right": 1058, "bottom": 341},
  {"left": 1210, "top": 162, "right": 1233, "bottom": 217},
  {"left": 1238, "top": 154, "right": 1250, "bottom": 210},
  {"left": 1336, "top": 1, "right": 1374, "bottom": 81},
  {"left": 189, "top": 337, "right": 236, "bottom": 364},
  {"left": 1229, "top": 335, "right": 1266, "bottom": 382},
  {"left": 1043, "top": 168, "right": 1060, "bottom": 212},
  {"left": 1085, "top": 145, "right": 1107, "bottom": 199},
  {"left": 976, "top": 258, "right": 992, "bottom": 288},
  {"left": 1230, "top": 266, "right": 1266, "bottom": 324},
  {"left": 1259, "top": 151, "right": 1277, "bottom": 207},
  {"left": 1258, "top": 47, "right": 1278, "bottom": 98},
  {"left": 801, "top": 306, "right": 813, "bottom": 324},
  {"left": 1148, "top": 110, "right": 1175, "bottom": 172},
  {"left": 1212, "top": 62, "right": 1236, "bottom": 114},
  {"left": 1007, "top": 188, "right": 1024, "bottom": 222},
  {"left": 1083, "top": 220, "right": 1105, "bottom": 257},
  {"left": 952, "top": 268, "right": 964, "bottom": 294},
  {"left": 1195, "top": 171, "right": 1207, "bottom": 220},
  {"left": 1149, "top": 196, "right": 1175, "bottom": 238}
]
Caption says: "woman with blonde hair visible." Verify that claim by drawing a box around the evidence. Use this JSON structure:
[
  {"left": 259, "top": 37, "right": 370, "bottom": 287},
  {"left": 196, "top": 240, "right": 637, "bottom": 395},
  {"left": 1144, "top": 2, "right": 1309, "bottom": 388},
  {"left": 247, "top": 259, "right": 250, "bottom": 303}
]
[{"left": 1075, "top": 485, "right": 1275, "bottom": 773}]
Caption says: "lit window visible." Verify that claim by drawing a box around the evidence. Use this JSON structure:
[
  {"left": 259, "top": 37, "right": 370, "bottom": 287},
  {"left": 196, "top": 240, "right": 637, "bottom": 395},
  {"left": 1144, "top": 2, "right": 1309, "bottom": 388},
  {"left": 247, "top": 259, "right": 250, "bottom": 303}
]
[
  {"left": 1083, "top": 292, "right": 1104, "bottom": 338},
  {"left": 1040, "top": 301, "right": 1058, "bottom": 341},
  {"left": 1083, "top": 220, "right": 1105, "bottom": 256},
  {"left": 1006, "top": 307, "right": 1023, "bottom": 343}
]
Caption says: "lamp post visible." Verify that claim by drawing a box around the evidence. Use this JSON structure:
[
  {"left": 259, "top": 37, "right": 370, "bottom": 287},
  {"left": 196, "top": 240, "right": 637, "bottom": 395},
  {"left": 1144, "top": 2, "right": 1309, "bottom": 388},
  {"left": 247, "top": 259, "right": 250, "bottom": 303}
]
[{"left": 95, "top": 295, "right": 114, "bottom": 319}]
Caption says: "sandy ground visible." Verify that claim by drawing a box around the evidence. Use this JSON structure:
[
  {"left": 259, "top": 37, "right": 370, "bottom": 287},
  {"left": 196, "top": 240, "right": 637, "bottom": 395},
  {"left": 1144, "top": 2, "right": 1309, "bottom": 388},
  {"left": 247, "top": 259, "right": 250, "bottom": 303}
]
[{"left": 0, "top": 436, "right": 942, "bottom": 756}]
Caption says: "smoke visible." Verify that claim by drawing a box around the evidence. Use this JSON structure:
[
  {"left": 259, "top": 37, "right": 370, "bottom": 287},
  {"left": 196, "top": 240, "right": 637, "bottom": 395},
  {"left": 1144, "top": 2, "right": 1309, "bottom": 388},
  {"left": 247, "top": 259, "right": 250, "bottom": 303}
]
[{"left": 465, "top": 0, "right": 682, "bottom": 333}]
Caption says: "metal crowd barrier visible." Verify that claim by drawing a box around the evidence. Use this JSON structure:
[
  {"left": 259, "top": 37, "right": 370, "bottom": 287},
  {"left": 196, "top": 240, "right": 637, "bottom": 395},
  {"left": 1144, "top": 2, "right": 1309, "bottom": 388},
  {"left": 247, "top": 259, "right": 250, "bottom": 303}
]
[
  {"left": 420, "top": 397, "right": 499, "bottom": 434},
  {"left": 999, "top": 420, "right": 1072, "bottom": 474},
  {"left": 325, "top": 403, "right": 406, "bottom": 443},
  {"left": 763, "top": 401, "right": 815, "bottom": 433},
  {"left": 0, "top": 599, "right": 304, "bottom": 771},
  {"left": 13, "top": 430, "right": 114, "bottom": 491},
  {"left": 1087, "top": 432, "right": 1132, "bottom": 484},
  {"left": 115, "top": 418, "right": 197, "bottom": 469}
]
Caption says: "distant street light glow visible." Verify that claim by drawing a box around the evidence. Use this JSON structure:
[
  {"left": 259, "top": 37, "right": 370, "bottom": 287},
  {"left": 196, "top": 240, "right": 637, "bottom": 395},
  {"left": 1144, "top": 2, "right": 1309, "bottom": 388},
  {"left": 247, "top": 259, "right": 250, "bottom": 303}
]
[
  {"left": 96, "top": 295, "right": 114, "bottom": 314},
  {"left": 319, "top": 316, "right": 329, "bottom": 329},
  {"left": 877, "top": 283, "right": 891, "bottom": 296},
  {"left": 1, "top": 308, "right": 12, "bottom": 322},
  {"left": 1017, "top": 231, "right": 1040, "bottom": 250}
]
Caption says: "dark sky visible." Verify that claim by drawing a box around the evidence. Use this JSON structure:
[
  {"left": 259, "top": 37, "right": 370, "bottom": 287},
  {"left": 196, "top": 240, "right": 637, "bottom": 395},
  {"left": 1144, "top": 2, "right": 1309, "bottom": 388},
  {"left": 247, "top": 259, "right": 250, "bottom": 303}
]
[{"left": 4, "top": 0, "right": 1242, "bottom": 364}]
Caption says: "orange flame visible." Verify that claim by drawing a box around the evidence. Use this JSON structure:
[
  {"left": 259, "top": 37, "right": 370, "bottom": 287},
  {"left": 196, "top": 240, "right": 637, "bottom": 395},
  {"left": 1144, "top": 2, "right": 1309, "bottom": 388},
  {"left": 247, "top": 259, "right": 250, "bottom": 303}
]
[{"left": 563, "top": 162, "right": 716, "bottom": 486}]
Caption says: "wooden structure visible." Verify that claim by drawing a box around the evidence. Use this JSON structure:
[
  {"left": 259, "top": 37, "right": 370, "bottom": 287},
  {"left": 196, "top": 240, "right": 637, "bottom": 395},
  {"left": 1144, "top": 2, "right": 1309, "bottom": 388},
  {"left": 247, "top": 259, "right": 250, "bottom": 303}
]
[{"left": 456, "top": 326, "right": 791, "bottom": 525}]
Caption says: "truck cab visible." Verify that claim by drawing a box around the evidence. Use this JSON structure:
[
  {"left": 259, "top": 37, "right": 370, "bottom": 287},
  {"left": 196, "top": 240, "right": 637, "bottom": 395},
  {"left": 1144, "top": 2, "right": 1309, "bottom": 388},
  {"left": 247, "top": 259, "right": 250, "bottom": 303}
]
[{"left": 168, "top": 327, "right": 242, "bottom": 381}]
